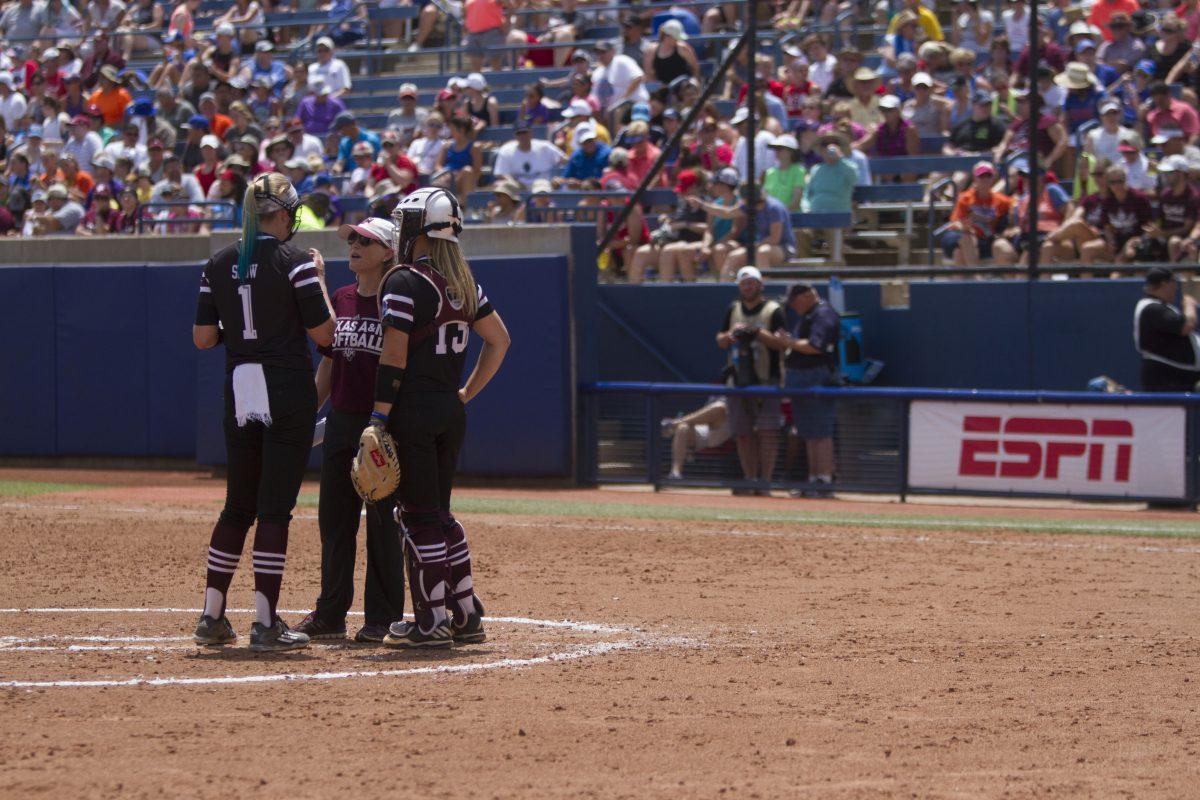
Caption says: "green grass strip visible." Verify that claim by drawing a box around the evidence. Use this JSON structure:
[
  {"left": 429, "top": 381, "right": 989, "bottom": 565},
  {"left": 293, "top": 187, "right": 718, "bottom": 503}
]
[
  {"left": 297, "top": 492, "right": 1200, "bottom": 539},
  {"left": 0, "top": 480, "right": 102, "bottom": 497}
]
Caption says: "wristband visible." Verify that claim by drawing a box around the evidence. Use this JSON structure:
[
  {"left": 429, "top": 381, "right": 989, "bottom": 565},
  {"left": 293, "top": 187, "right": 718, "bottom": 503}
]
[
  {"left": 374, "top": 364, "right": 405, "bottom": 405},
  {"left": 370, "top": 410, "right": 389, "bottom": 425}
]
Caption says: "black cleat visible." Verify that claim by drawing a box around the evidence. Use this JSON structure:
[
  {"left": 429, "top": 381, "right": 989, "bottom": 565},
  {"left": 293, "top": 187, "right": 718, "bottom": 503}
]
[
  {"left": 354, "top": 622, "right": 390, "bottom": 643},
  {"left": 451, "top": 597, "right": 486, "bottom": 644},
  {"left": 293, "top": 611, "right": 346, "bottom": 640},
  {"left": 383, "top": 620, "right": 452, "bottom": 649},
  {"left": 193, "top": 615, "right": 236, "bottom": 646},
  {"left": 250, "top": 617, "right": 310, "bottom": 652}
]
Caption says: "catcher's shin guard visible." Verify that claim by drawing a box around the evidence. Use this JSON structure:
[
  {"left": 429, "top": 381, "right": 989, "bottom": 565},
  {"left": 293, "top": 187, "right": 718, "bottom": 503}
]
[
  {"left": 442, "top": 512, "right": 478, "bottom": 624},
  {"left": 401, "top": 511, "right": 449, "bottom": 633}
]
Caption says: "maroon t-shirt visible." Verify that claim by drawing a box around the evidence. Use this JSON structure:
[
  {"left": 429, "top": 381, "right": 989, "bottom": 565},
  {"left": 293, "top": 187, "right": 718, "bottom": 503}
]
[
  {"left": 1007, "top": 113, "right": 1057, "bottom": 157},
  {"left": 1081, "top": 192, "right": 1105, "bottom": 229},
  {"left": 320, "top": 284, "right": 384, "bottom": 414},
  {"left": 1158, "top": 185, "right": 1200, "bottom": 231},
  {"left": 1099, "top": 189, "right": 1154, "bottom": 241}
]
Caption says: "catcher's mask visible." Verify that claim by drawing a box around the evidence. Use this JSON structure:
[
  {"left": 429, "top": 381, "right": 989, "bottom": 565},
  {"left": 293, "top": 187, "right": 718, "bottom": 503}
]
[
  {"left": 253, "top": 173, "right": 301, "bottom": 240},
  {"left": 390, "top": 187, "right": 463, "bottom": 263}
]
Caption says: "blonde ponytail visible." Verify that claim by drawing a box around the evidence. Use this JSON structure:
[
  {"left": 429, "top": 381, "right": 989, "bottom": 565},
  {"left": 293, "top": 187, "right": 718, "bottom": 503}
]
[
  {"left": 236, "top": 182, "right": 259, "bottom": 281},
  {"left": 428, "top": 239, "right": 478, "bottom": 318}
]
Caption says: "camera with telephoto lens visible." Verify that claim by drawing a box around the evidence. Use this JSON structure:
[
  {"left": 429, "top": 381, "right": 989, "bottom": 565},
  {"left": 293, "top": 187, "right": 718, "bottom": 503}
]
[{"left": 728, "top": 326, "right": 761, "bottom": 387}]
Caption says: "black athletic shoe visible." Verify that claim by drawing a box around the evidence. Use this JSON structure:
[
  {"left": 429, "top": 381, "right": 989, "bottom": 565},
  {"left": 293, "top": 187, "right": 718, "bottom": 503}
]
[
  {"left": 193, "top": 614, "right": 236, "bottom": 646},
  {"left": 451, "top": 597, "right": 487, "bottom": 644},
  {"left": 250, "top": 618, "right": 310, "bottom": 652},
  {"left": 383, "top": 620, "right": 452, "bottom": 649},
  {"left": 293, "top": 612, "right": 346, "bottom": 640},
  {"left": 354, "top": 622, "right": 390, "bottom": 643}
]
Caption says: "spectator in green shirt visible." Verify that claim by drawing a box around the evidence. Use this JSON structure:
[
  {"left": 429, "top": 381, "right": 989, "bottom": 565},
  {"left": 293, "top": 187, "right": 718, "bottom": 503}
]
[{"left": 763, "top": 134, "right": 806, "bottom": 211}]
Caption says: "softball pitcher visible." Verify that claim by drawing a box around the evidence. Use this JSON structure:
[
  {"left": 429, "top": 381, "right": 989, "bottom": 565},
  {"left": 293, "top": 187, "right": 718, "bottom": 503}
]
[
  {"left": 355, "top": 187, "right": 511, "bottom": 648},
  {"left": 191, "top": 172, "right": 334, "bottom": 652}
]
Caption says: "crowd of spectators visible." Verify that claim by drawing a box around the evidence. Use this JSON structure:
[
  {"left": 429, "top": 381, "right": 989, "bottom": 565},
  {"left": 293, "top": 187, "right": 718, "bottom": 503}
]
[{"left": 1, "top": 0, "right": 1198, "bottom": 275}]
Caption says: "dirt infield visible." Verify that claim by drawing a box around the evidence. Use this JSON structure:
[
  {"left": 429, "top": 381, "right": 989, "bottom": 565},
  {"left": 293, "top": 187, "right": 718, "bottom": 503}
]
[{"left": 2, "top": 469, "right": 1199, "bottom": 798}]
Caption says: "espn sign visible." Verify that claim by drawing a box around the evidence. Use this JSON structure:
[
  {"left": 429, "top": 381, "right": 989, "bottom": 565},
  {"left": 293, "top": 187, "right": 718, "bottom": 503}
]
[{"left": 908, "top": 401, "right": 1186, "bottom": 499}]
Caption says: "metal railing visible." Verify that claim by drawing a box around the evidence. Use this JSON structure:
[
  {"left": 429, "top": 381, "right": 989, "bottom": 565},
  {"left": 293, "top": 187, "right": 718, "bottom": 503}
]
[{"left": 580, "top": 381, "right": 1200, "bottom": 503}]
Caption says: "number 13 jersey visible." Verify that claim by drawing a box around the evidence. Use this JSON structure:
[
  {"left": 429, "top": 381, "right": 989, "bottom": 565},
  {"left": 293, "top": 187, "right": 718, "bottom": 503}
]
[
  {"left": 195, "top": 235, "right": 331, "bottom": 373},
  {"left": 380, "top": 257, "right": 495, "bottom": 394}
]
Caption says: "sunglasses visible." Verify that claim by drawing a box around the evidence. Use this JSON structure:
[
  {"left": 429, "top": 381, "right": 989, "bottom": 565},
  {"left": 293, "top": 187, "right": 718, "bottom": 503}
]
[
  {"left": 346, "top": 231, "right": 381, "bottom": 246},
  {"left": 1109, "top": 177, "right": 1126, "bottom": 184}
]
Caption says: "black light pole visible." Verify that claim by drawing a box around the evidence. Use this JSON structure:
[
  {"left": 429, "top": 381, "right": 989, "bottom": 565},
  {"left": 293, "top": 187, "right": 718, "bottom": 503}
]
[
  {"left": 746, "top": 0, "right": 758, "bottom": 248},
  {"left": 1026, "top": 0, "right": 1040, "bottom": 280}
]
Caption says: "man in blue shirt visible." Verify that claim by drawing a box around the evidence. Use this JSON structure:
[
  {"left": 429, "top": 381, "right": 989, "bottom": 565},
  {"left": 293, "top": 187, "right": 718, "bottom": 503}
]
[
  {"left": 725, "top": 186, "right": 796, "bottom": 273},
  {"left": 563, "top": 127, "right": 611, "bottom": 186},
  {"left": 333, "top": 111, "right": 380, "bottom": 174},
  {"left": 783, "top": 282, "right": 840, "bottom": 497},
  {"left": 245, "top": 41, "right": 290, "bottom": 95}
]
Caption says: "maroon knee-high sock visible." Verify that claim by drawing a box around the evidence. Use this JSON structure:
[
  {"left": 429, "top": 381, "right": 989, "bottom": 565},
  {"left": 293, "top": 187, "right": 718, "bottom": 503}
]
[
  {"left": 203, "top": 516, "right": 253, "bottom": 619},
  {"left": 251, "top": 521, "right": 289, "bottom": 627}
]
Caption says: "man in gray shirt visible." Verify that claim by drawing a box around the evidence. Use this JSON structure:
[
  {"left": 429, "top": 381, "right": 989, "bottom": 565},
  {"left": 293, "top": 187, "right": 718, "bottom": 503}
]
[
  {"left": 0, "top": 0, "right": 45, "bottom": 51},
  {"left": 31, "top": 183, "right": 83, "bottom": 235}
]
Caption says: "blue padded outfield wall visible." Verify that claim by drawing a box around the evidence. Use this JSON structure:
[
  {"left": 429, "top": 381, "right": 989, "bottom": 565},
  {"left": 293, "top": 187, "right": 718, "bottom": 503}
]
[
  {"left": 596, "top": 280, "right": 1150, "bottom": 392},
  {"left": 0, "top": 254, "right": 577, "bottom": 476}
]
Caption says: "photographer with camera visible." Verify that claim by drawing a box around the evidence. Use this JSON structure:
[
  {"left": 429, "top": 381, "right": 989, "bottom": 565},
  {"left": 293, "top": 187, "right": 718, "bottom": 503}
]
[{"left": 716, "top": 267, "right": 790, "bottom": 496}]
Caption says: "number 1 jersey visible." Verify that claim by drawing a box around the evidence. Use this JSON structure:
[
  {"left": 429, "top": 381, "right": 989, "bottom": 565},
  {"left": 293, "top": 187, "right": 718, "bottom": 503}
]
[
  {"left": 380, "top": 258, "right": 495, "bottom": 394},
  {"left": 195, "top": 235, "right": 330, "bottom": 373}
]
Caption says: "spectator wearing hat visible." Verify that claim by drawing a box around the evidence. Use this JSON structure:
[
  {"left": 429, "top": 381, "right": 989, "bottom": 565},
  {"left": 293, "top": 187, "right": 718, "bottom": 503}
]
[
  {"left": 1057, "top": 61, "right": 1105, "bottom": 155},
  {"left": 879, "top": 10, "right": 922, "bottom": 73},
  {"left": 798, "top": 34, "right": 838, "bottom": 95},
  {"left": 53, "top": 152, "right": 95, "bottom": 202},
  {"left": 613, "top": 102, "right": 663, "bottom": 149},
  {"left": 373, "top": 129, "right": 419, "bottom": 194},
  {"left": 763, "top": 134, "right": 806, "bottom": 211},
  {"left": 562, "top": 126, "right": 610, "bottom": 187},
  {"left": 1097, "top": 11, "right": 1144, "bottom": 69},
  {"left": 28, "top": 182, "right": 84, "bottom": 235},
  {"left": 598, "top": 147, "right": 636, "bottom": 191},
  {"left": 16, "top": 125, "right": 49, "bottom": 182},
  {"left": 0, "top": 72, "right": 26, "bottom": 132},
  {"left": 731, "top": 106, "right": 778, "bottom": 183},
  {"left": 200, "top": 23, "right": 242, "bottom": 85},
  {"left": 847, "top": 67, "right": 883, "bottom": 128},
  {"left": 433, "top": 116, "right": 482, "bottom": 197},
  {"left": 144, "top": 140, "right": 168, "bottom": 183},
  {"left": 688, "top": 115, "right": 733, "bottom": 172},
  {"left": 629, "top": 168, "right": 709, "bottom": 283},
  {"left": 1088, "top": 162, "right": 1154, "bottom": 263},
  {"left": 1134, "top": 266, "right": 1200, "bottom": 392},
  {"left": 149, "top": 31, "right": 189, "bottom": 90},
  {"left": 904, "top": 72, "right": 950, "bottom": 137},
  {"left": 485, "top": 178, "right": 525, "bottom": 225},
  {"left": 518, "top": 82, "right": 558, "bottom": 128},
  {"left": 695, "top": 167, "right": 740, "bottom": 276},
  {"left": 462, "top": 0, "right": 508, "bottom": 72},
  {"left": 1013, "top": 21, "right": 1069, "bottom": 83},
  {"left": 197, "top": 92, "right": 233, "bottom": 139},
  {"left": 644, "top": 19, "right": 698, "bottom": 86},
  {"left": 346, "top": 140, "right": 376, "bottom": 194},
  {"left": 1153, "top": 126, "right": 1200, "bottom": 168},
  {"left": 886, "top": 53, "right": 919, "bottom": 105},
  {"left": 781, "top": 59, "right": 815, "bottom": 125},
  {"left": 717, "top": 184, "right": 796, "bottom": 273},
  {"left": 461, "top": 72, "right": 498, "bottom": 132},
  {"left": 886, "top": 0, "right": 943, "bottom": 41},
  {"left": 1072, "top": 38, "right": 1119, "bottom": 90},
  {"left": 860, "top": 94, "right": 918, "bottom": 164},
  {"left": 87, "top": 64, "right": 131, "bottom": 126},
  {"left": 193, "top": 133, "right": 224, "bottom": 196},
  {"left": 622, "top": 120, "right": 665, "bottom": 187},
  {"left": 297, "top": 78, "right": 347, "bottom": 138},
  {"left": 1089, "top": 0, "right": 1140, "bottom": 42},
  {"left": 167, "top": 0, "right": 202, "bottom": 48},
  {"left": 619, "top": 15, "right": 648, "bottom": 61},
  {"left": 493, "top": 123, "right": 565, "bottom": 188},
  {"left": 407, "top": 113, "right": 447, "bottom": 177},
  {"left": 592, "top": 40, "right": 649, "bottom": 124},
  {"left": 560, "top": 99, "right": 611, "bottom": 154},
  {"left": 1085, "top": 98, "right": 1142, "bottom": 163},
  {"left": 387, "top": 83, "right": 429, "bottom": 142},
  {"left": 942, "top": 162, "right": 1014, "bottom": 266},
  {"left": 243, "top": 40, "right": 290, "bottom": 95},
  {"left": 1147, "top": 155, "right": 1200, "bottom": 262},
  {"left": 1146, "top": 82, "right": 1200, "bottom": 144},
  {"left": 332, "top": 111, "right": 379, "bottom": 173},
  {"left": 308, "top": 37, "right": 352, "bottom": 99},
  {"left": 81, "top": 181, "right": 120, "bottom": 235},
  {"left": 953, "top": 0, "right": 994, "bottom": 57},
  {"left": 224, "top": 102, "right": 264, "bottom": 147},
  {"left": 61, "top": 113, "right": 103, "bottom": 169}
]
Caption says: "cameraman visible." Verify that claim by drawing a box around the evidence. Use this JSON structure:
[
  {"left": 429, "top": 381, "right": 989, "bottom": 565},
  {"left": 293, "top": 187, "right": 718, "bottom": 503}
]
[
  {"left": 783, "top": 283, "right": 840, "bottom": 498},
  {"left": 716, "top": 266, "right": 790, "bottom": 496}
]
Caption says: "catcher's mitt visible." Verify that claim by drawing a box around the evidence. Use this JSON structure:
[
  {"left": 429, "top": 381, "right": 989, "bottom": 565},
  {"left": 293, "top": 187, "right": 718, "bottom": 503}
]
[{"left": 350, "top": 422, "right": 400, "bottom": 503}]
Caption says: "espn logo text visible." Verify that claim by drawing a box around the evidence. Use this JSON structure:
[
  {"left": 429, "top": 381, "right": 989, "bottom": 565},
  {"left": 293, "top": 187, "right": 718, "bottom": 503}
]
[{"left": 958, "top": 416, "right": 1132, "bottom": 482}]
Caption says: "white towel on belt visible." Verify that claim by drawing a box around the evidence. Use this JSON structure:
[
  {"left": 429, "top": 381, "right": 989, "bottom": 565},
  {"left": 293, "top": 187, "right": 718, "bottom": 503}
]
[{"left": 232, "top": 363, "right": 272, "bottom": 427}]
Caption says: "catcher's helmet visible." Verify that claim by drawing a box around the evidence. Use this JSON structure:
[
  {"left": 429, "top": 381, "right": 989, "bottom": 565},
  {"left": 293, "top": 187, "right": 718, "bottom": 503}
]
[
  {"left": 251, "top": 172, "right": 301, "bottom": 237},
  {"left": 391, "top": 187, "right": 463, "bottom": 262}
]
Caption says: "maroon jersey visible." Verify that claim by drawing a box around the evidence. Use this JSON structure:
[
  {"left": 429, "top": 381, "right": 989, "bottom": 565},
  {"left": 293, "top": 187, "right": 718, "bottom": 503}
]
[
  {"left": 1081, "top": 192, "right": 1105, "bottom": 229},
  {"left": 319, "top": 284, "right": 384, "bottom": 414},
  {"left": 1158, "top": 185, "right": 1200, "bottom": 232},
  {"left": 379, "top": 256, "right": 495, "bottom": 394},
  {"left": 1099, "top": 189, "right": 1154, "bottom": 241}
]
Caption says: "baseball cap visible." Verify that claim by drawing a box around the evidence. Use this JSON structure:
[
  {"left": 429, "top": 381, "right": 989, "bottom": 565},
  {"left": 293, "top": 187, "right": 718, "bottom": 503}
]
[
  {"left": 1152, "top": 127, "right": 1184, "bottom": 144},
  {"left": 283, "top": 156, "right": 310, "bottom": 171},
  {"left": 736, "top": 266, "right": 763, "bottom": 284},
  {"left": 878, "top": 94, "right": 901, "bottom": 111},
  {"left": 46, "top": 183, "right": 68, "bottom": 200},
  {"left": 70, "top": 113, "right": 89, "bottom": 126},
  {"left": 971, "top": 89, "right": 993, "bottom": 105},
  {"left": 216, "top": 22, "right": 236, "bottom": 36},
  {"left": 674, "top": 169, "right": 698, "bottom": 193},
  {"left": 972, "top": 162, "right": 996, "bottom": 178},
  {"left": 576, "top": 127, "right": 598, "bottom": 144},
  {"left": 1118, "top": 142, "right": 1138, "bottom": 153},
  {"left": 255, "top": 40, "right": 274, "bottom": 52},
  {"left": 333, "top": 111, "right": 356, "bottom": 129},
  {"left": 0, "top": 71, "right": 13, "bottom": 89},
  {"left": 730, "top": 107, "right": 750, "bottom": 125},
  {"left": 563, "top": 99, "right": 593, "bottom": 118},
  {"left": 630, "top": 102, "right": 650, "bottom": 122},
  {"left": 592, "top": 40, "right": 615, "bottom": 53},
  {"left": 1074, "top": 38, "right": 1097, "bottom": 53},
  {"left": 199, "top": 91, "right": 217, "bottom": 106},
  {"left": 853, "top": 67, "right": 878, "bottom": 82},
  {"left": 715, "top": 167, "right": 740, "bottom": 187},
  {"left": 186, "top": 114, "right": 210, "bottom": 130},
  {"left": 770, "top": 133, "right": 800, "bottom": 151},
  {"left": 465, "top": 72, "right": 487, "bottom": 91},
  {"left": 30, "top": 189, "right": 47, "bottom": 203},
  {"left": 91, "top": 154, "right": 114, "bottom": 170},
  {"left": 41, "top": 47, "right": 60, "bottom": 61},
  {"left": 531, "top": 178, "right": 553, "bottom": 195},
  {"left": 912, "top": 71, "right": 933, "bottom": 87},
  {"left": 316, "top": 36, "right": 335, "bottom": 50},
  {"left": 398, "top": 82, "right": 418, "bottom": 99},
  {"left": 352, "top": 141, "right": 373, "bottom": 156},
  {"left": 200, "top": 134, "right": 222, "bottom": 149},
  {"left": 436, "top": 88, "right": 457, "bottom": 102},
  {"left": 662, "top": 108, "right": 681, "bottom": 121},
  {"left": 147, "top": 138, "right": 164, "bottom": 150},
  {"left": 338, "top": 217, "right": 397, "bottom": 248},
  {"left": 310, "top": 77, "right": 331, "bottom": 96},
  {"left": 659, "top": 19, "right": 687, "bottom": 41},
  {"left": 26, "top": 124, "right": 43, "bottom": 139},
  {"left": 1146, "top": 266, "right": 1175, "bottom": 286},
  {"left": 131, "top": 98, "right": 154, "bottom": 116},
  {"left": 1068, "top": 20, "right": 1091, "bottom": 37},
  {"left": 1100, "top": 99, "right": 1121, "bottom": 114},
  {"left": 1158, "top": 154, "right": 1189, "bottom": 173},
  {"left": 1135, "top": 60, "right": 1156, "bottom": 76}
]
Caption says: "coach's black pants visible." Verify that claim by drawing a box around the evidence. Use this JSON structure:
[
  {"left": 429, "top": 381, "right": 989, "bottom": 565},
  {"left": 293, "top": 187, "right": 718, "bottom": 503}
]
[
  {"left": 221, "top": 366, "right": 317, "bottom": 527},
  {"left": 314, "top": 408, "right": 406, "bottom": 627}
]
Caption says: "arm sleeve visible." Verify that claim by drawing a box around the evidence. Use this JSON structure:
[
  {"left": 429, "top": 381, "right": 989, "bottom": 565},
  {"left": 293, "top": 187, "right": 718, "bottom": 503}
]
[
  {"left": 473, "top": 282, "right": 495, "bottom": 321},
  {"left": 380, "top": 269, "right": 419, "bottom": 333},
  {"left": 769, "top": 306, "right": 787, "bottom": 333},
  {"left": 194, "top": 260, "right": 219, "bottom": 326},
  {"left": 286, "top": 254, "right": 331, "bottom": 329}
]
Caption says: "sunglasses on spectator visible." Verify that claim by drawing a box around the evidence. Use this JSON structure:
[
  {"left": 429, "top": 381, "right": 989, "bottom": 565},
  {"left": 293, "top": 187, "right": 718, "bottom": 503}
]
[
  {"left": 346, "top": 232, "right": 382, "bottom": 246},
  {"left": 1109, "top": 177, "right": 1126, "bottom": 184}
]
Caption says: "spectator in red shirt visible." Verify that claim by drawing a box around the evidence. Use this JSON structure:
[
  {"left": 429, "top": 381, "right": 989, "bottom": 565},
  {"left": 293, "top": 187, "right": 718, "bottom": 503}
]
[
  {"left": 781, "top": 58, "right": 813, "bottom": 125},
  {"left": 689, "top": 116, "right": 734, "bottom": 171},
  {"left": 1146, "top": 81, "right": 1200, "bottom": 142},
  {"left": 372, "top": 130, "right": 419, "bottom": 194},
  {"left": 1089, "top": 0, "right": 1141, "bottom": 41}
]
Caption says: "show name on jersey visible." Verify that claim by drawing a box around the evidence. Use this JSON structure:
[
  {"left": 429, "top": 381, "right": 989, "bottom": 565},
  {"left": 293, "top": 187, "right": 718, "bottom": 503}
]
[
  {"left": 230, "top": 262, "right": 259, "bottom": 279},
  {"left": 333, "top": 316, "right": 383, "bottom": 361}
]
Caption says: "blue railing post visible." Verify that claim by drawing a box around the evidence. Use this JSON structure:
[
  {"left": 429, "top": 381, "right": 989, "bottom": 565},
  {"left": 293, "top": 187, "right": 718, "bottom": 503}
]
[{"left": 645, "top": 392, "right": 661, "bottom": 488}]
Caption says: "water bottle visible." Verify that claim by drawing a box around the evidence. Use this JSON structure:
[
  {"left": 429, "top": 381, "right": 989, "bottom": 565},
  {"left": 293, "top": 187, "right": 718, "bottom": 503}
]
[{"left": 828, "top": 276, "right": 845, "bottom": 314}]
